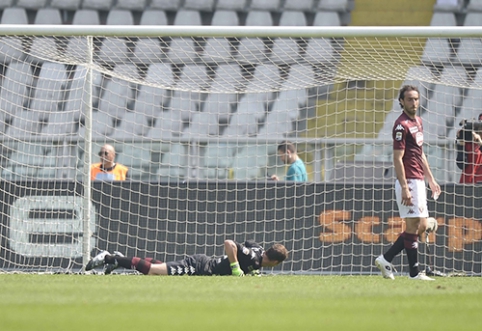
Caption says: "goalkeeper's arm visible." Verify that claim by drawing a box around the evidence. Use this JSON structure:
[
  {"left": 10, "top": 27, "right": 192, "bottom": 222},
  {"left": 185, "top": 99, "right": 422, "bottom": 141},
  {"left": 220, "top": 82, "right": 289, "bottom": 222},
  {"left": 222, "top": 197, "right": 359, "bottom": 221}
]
[{"left": 224, "top": 240, "right": 244, "bottom": 276}]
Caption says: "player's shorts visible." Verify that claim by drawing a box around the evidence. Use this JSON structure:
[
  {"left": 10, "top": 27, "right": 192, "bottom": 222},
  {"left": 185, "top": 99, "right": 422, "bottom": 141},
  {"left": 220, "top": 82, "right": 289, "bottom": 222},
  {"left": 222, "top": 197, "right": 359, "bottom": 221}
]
[
  {"left": 395, "top": 179, "right": 428, "bottom": 218},
  {"left": 165, "top": 254, "right": 213, "bottom": 276}
]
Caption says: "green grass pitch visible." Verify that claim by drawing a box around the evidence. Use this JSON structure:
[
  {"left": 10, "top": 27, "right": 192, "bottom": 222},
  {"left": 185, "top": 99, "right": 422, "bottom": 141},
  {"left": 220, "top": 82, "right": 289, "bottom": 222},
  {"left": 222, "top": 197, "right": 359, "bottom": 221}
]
[{"left": 0, "top": 274, "right": 481, "bottom": 331}]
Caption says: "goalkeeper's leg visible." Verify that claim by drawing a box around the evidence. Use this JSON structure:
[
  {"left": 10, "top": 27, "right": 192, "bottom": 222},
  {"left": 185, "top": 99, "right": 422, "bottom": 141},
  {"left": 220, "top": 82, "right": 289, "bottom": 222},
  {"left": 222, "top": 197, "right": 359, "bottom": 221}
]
[{"left": 104, "top": 255, "right": 163, "bottom": 275}]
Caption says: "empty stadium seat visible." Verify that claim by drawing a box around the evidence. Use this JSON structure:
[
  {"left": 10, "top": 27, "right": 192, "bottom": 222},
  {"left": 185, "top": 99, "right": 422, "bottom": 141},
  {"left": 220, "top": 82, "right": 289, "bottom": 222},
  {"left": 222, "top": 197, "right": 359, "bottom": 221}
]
[
  {"left": 184, "top": 0, "right": 215, "bottom": 11},
  {"left": 116, "top": 0, "right": 148, "bottom": 11},
  {"left": 65, "top": 10, "right": 100, "bottom": 62},
  {"left": 317, "top": 0, "right": 350, "bottom": 12},
  {"left": 82, "top": 0, "right": 114, "bottom": 11},
  {"left": 0, "top": 0, "right": 14, "bottom": 9},
  {"left": 270, "top": 11, "right": 306, "bottom": 65},
  {"left": 132, "top": 10, "right": 168, "bottom": 64},
  {"left": 201, "top": 143, "right": 234, "bottom": 179},
  {"left": 215, "top": 0, "right": 247, "bottom": 11},
  {"left": 17, "top": 0, "right": 48, "bottom": 9},
  {"left": 257, "top": 110, "right": 294, "bottom": 140},
  {"left": 434, "top": 0, "right": 463, "bottom": 12},
  {"left": 223, "top": 112, "right": 258, "bottom": 137},
  {"left": 249, "top": 0, "right": 280, "bottom": 11},
  {"left": 146, "top": 110, "right": 183, "bottom": 142},
  {"left": 329, "top": 161, "right": 395, "bottom": 183},
  {"left": 0, "top": 61, "right": 34, "bottom": 123},
  {"left": 0, "top": 8, "right": 28, "bottom": 64},
  {"left": 110, "top": 111, "right": 152, "bottom": 140},
  {"left": 430, "top": 11, "right": 457, "bottom": 26},
  {"left": 150, "top": 0, "right": 182, "bottom": 11},
  {"left": 29, "top": 62, "right": 68, "bottom": 122},
  {"left": 157, "top": 142, "right": 187, "bottom": 180},
  {"left": 456, "top": 13, "right": 482, "bottom": 66},
  {"left": 231, "top": 145, "right": 269, "bottom": 180},
  {"left": 313, "top": 11, "right": 341, "bottom": 26},
  {"left": 283, "top": 0, "right": 314, "bottom": 11},
  {"left": 235, "top": 11, "right": 272, "bottom": 63},
  {"left": 28, "top": 8, "right": 63, "bottom": 64},
  {"left": 97, "top": 10, "right": 134, "bottom": 65},
  {"left": 97, "top": 65, "right": 137, "bottom": 122},
  {"left": 167, "top": 10, "right": 202, "bottom": 64},
  {"left": 183, "top": 111, "right": 220, "bottom": 138},
  {"left": 115, "top": 143, "right": 153, "bottom": 180},
  {"left": 50, "top": 0, "right": 82, "bottom": 10},
  {"left": 467, "top": 0, "right": 482, "bottom": 11},
  {"left": 202, "top": 10, "right": 239, "bottom": 63}
]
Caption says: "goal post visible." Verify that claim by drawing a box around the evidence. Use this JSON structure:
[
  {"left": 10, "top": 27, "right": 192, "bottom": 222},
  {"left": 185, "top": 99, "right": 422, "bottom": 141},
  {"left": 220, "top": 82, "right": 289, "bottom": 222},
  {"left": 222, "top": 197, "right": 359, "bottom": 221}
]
[{"left": 0, "top": 25, "right": 481, "bottom": 275}]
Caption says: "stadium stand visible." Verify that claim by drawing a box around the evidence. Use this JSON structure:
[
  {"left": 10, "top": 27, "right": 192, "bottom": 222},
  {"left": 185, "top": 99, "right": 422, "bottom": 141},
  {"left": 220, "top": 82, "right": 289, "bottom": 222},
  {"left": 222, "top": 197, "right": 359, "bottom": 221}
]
[
  {"left": 50, "top": 0, "right": 82, "bottom": 10},
  {"left": 150, "top": 0, "right": 183, "bottom": 11},
  {"left": 0, "top": 7, "right": 27, "bottom": 64}
]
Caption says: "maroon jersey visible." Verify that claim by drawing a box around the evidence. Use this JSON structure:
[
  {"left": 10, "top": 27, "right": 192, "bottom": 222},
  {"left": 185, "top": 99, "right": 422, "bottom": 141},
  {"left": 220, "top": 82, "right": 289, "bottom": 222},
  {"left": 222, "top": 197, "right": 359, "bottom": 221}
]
[{"left": 392, "top": 112, "right": 424, "bottom": 180}]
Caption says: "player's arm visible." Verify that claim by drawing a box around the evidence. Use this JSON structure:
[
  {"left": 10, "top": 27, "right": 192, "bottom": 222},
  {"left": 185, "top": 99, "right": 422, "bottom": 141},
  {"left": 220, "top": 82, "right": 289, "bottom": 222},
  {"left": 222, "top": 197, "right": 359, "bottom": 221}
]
[
  {"left": 421, "top": 151, "right": 441, "bottom": 199},
  {"left": 224, "top": 240, "right": 244, "bottom": 276},
  {"left": 393, "top": 148, "right": 412, "bottom": 206}
]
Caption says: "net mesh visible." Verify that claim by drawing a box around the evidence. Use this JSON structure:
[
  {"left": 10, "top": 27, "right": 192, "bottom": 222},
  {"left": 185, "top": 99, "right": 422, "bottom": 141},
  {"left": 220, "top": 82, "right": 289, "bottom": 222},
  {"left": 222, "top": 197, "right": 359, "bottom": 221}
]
[{"left": 0, "top": 31, "right": 481, "bottom": 275}]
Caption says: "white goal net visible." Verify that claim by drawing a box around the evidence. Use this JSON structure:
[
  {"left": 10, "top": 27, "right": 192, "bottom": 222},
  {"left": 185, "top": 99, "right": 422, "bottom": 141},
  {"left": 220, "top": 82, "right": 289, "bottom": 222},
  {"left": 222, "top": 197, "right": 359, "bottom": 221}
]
[{"left": 0, "top": 25, "right": 481, "bottom": 275}]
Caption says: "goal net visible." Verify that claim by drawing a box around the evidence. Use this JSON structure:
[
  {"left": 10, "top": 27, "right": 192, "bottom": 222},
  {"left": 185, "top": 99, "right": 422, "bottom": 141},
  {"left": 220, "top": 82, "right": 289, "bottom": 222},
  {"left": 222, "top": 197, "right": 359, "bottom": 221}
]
[{"left": 0, "top": 25, "right": 480, "bottom": 275}]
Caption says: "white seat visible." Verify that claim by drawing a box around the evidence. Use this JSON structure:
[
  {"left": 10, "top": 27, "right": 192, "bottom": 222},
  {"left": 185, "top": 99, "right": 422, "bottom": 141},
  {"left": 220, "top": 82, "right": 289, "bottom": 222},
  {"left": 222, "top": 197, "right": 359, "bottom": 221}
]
[
  {"left": 202, "top": 92, "right": 236, "bottom": 124},
  {"left": 223, "top": 112, "right": 258, "bottom": 137},
  {"left": 303, "top": 38, "right": 336, "bottom": 65},
  {"left": 146, "top": 110, "right": 183, "bottom": 141},
  {"left": 283, "top": 0, "right": 314, "bottom": 11},
  {"left": 134, "top": 63, "right": 173, "bottom": 118},
  {"left": 456, "top": 13, "right": 482, "bottom": 66},
  {"left": 202, "top": 143, "right": 234, "bottom": 179},
  {"left": 110, "top": 111, "right": 151, "bottom": 140},
  {"left": 210, "top": 63, "right": 243, "bottom": 92},
  {"left": 29, "top": 62, "right": 68, "bottom": 122},
  {"left": 17, "top": 0, "right": 48, "bottom": 9},
  {"left": 184, "top": 0, "right": 215, "bottom": 11},
  {"left": 183, "top": 111, "right": 220, "bottom": 138},
  {"left": 467, "top": 0, "right": 482, "bottom": 11},
  {"left": 231, "top": 145, "right": 269, "bottom": 180},
  {"left": 150, "top": 0, "right": 182, "bottom": 10},
  {"left": 80, "top": 111, "right": 115, "bottom": 138},
  {"left": 0, "top": 0, "right": 13, "bottom": 9},
  {"left": 29, "top": 8, "right": 62, "bottom": 64},
  {"left": 132, "top": 10, "right": 168, "bottom": 64},
  {"left": 64, "top": 66, "right": 88, "bottom": 116},
  {"left": 82, "top": 0, "right": 114, "bottom": 10},
  {"left": 216, "top": 0, "right": 247, "bottom": 10},
  {"left": 115, "top": 0, "right": 147, "bottom": 11},
  {"left": 167, "top": 10, "right": 202, "bottom": 64},
  {"left": 235, "top": 11, "right": 272, "bottom": 63},
  {"left": 257, "top": 110, "right": 293, "bottom": 140},
  {"left": 317, "top": 0, "right": 349, "bottom": 11},
  {"left": 202, "top": 10, "right": 239, "bottom": 63},
  {"left": 66, "top": 10, "right": 100, "bottom": 62},
  {"left": 0, "top": 8, "right": 28, "bottom": 64},
  {"left": 6, "top": 110, "right": 45, "bottom": 138},
  {"left": 430, "top": 12, "right": 456, "bottom": 26},
  {"left": 313, "top": 11, "right": 341, "bottom": 26},
  {"left": 97, "top": 66, "right": 136, "bottom": 122},
  {"left": 41, "top": 111, "right": 79, "bottom": 137},
  {"left": 270, "top": 11, "right": 306, "bottom": 65},
  {"left": 50, "top": 0, "right": 82, "bottom": 10},
  {"left": 97, "top": 10, "right": 134, "bottom": 65},
  {"left": 115, "top": 143, "right": 152, "bottom": 180},
  {"left": 6, "top": 142, "right": 53, "bottom": 180},
  {"left": 245, "top": 63, "right": 281, "bottom": 94},
  {"left": 169, "top": 64, "right": 208, "bottom": 121},
  {"left": 158, "top": 143, "right": 187, "bottom": 180},
  {"left": 434, "top": 0, "right": 463, "bottom": 12},
  {"left": 249, "top": 0, "right": 280, "bottom": 11},
  {"left": 0, "top": 62, "right": 34, "bottom": 123},
  {"left": 422, "top": 38, "right": 453, "bottom": 65}
]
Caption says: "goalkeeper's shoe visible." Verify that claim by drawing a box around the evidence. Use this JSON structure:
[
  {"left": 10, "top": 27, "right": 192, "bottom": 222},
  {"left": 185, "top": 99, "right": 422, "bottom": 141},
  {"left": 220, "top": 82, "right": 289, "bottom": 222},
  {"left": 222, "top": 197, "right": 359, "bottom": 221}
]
[
  {"left": 104, "top": 251, "right": 124, "bottom": 275},
  {"left": 375, "top": 255, "right": 395, "bottom": 280},
  {"left": 85, "top": 250, "right": 110, "bottom": 271},
  {"left": 409, "top": 272, "right": 435, "bottom": 281}
]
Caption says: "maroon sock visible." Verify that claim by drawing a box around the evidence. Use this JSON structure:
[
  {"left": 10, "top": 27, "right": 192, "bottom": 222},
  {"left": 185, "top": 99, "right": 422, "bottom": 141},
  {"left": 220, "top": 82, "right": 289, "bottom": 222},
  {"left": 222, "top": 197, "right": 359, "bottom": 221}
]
[
  {"left": 403, "top": 233, "right": 420, "bottom": 277},
  {"left": 384, "top": 232, "right": 405, "bottom": 262}
]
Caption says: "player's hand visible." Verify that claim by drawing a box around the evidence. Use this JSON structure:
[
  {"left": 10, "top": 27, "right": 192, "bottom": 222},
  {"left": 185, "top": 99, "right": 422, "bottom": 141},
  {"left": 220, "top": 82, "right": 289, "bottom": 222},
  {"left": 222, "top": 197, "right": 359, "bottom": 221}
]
[{"left": 230, "top": 262, "right": 245, "bottom": 277}]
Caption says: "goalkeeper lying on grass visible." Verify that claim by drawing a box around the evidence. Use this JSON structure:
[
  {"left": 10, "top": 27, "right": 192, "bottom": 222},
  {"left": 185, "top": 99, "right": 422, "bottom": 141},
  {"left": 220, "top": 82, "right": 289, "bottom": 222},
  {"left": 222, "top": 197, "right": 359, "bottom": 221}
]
[{"left": 85, "top": 240, "right": 288, "bottom": 276}]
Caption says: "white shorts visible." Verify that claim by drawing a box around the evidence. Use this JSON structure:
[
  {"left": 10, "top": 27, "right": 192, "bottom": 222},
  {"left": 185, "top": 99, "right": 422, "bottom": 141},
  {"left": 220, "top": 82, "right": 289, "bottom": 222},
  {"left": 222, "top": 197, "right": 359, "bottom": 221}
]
[{"left": 395, "top": 179, "right": 428, "bottom": 218}]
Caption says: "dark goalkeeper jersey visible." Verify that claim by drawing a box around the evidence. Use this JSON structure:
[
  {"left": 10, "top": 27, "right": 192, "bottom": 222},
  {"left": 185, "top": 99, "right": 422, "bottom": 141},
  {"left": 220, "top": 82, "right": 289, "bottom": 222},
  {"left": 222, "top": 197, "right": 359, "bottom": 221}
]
[{"left": 210, "top": 240, "right": 264, "bottom": 275}]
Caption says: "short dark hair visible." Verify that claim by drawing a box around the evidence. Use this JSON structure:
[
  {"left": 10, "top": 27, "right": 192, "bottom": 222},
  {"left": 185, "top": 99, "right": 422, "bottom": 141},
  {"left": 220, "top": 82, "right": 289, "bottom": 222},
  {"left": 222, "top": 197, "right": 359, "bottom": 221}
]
[
  {"left": 277, "top": 141, "right": 296, "bottom": 154},
  {"left": 398, "top": 85, "right": 420, "bottom": 109},
  {"left": 265, "top": 244, "right": 289, "bottom": 263}
]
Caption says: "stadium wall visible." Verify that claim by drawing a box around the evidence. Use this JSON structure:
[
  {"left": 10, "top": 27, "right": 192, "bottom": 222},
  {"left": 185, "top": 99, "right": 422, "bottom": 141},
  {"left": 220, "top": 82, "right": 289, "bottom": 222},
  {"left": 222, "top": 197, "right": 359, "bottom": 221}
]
[{"left": 0, "top": 182, "right": 481, "bottom": 274}]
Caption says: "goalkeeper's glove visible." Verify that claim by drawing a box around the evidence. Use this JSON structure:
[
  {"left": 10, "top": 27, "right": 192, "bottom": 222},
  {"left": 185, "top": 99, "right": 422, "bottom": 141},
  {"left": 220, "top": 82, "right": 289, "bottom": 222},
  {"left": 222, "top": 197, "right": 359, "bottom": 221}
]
[{"left": 230, "top": 262, "right": 244, "bottom": 277}]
